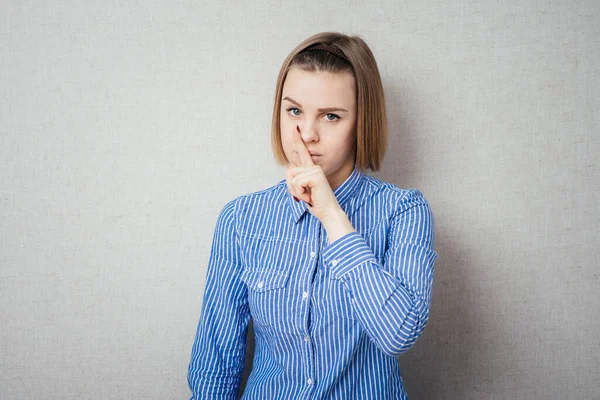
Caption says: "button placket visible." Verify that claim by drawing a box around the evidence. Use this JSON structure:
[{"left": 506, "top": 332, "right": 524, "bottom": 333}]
[{"left": 302, "top": 222, "right": 321, "bottom": 393}]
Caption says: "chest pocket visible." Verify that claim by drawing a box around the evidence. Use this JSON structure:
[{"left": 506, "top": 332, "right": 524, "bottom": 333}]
[{"left": 240, "top": 268, "right": 290, "bottom": 327}]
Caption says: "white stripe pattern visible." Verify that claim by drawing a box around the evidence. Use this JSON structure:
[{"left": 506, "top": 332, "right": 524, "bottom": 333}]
[{"left": 188, "top": 165, "right": 438, "bottom": 399}]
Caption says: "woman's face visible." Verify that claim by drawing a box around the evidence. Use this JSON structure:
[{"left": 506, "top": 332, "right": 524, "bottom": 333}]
[{"left": 280, "top": 67, "right": 357, "bottom": 190}]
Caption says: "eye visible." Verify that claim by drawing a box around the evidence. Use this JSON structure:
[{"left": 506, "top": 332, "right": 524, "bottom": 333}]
[
  {"left": 286, "top": 107, "right": 301, "bottom": 117},
  {"left": 324, "top": 113, "right": 341, "bottom": 121}
]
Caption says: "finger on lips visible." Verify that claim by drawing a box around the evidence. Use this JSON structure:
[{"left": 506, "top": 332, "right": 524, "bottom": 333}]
[
  {"left": 289, "top": 126, "right": 314, "bottom": 207},
  {"left": 294, "top": 125, "right": 315, "bottom": 167}
]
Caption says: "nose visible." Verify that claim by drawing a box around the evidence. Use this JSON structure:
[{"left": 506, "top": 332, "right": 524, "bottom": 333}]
[{"left": 300, "top": 122, "right": 319, "bottom": 143}]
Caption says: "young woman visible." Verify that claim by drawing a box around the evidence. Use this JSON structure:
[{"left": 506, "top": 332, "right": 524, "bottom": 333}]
[{"left": 188, "top": 32, "right": 438, "bottom": 399}]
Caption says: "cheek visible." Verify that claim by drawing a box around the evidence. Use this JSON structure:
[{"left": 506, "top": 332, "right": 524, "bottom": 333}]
[
  {"left": 333, "top": 129, "right": 355, "bottom": 150},
  {"left": 281, "top": 138, "right": 291, "bottom": 155},
  {"left": 280, "top": 116, "right": 292, "bottom": 141},
  {"left": 280, "top": 131, "right": 293, "bottom": 158}
]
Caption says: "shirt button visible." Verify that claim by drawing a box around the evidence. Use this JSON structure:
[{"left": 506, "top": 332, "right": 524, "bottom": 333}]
[
  {"left": 304, "top": 335, "right": 310, "bottom": 342},
  {"left": 310, "top": 251, "right": 316, "bottom": 258},
  {"left": 331, "top": 259, "right": 338, "bottom": 267},
  {"left": 257, "top": 281, "right": 264, "bottom": 289},
  {"left": 307, "top": 378, "right": 313, "bottom": 385},
  {"left": 302, "top": 291, "right": 309, "bottom": 300}
]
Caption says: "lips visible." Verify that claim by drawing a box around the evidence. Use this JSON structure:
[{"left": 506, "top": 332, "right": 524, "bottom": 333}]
[{"left": 309, "top": 152, "right": 321, "bottom": 156}]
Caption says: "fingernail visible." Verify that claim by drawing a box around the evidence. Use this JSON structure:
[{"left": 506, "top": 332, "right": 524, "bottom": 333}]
[
  {"left": 296, "top": 125, "right": 300, "bottom": 133},
  {"left": 293, "top": 196, "right": 299, "bottom": 202}
]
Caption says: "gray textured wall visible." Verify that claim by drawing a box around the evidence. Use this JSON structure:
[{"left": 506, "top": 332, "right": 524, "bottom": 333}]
[{"left": 1, "top": 1, "right": 598, "bottom": 399}]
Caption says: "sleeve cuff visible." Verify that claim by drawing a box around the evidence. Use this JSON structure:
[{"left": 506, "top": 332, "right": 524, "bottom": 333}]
[{"left": 321, "top": 231, "right": 378, "bottom": 279}]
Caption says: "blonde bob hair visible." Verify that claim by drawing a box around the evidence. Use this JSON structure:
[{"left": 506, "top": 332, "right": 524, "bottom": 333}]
[{"left": 271, "top": 32, "right": 388, "bottom": 172}]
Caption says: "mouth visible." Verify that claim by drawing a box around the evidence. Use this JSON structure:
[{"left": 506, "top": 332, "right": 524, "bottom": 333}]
[{"left": 309, "top": 152, "right": 321, "bottom": 157}]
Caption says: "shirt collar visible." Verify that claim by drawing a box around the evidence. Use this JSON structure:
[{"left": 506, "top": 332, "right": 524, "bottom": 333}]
[{"left": 286, "top": 165, "right": 364, "bottom": 224}]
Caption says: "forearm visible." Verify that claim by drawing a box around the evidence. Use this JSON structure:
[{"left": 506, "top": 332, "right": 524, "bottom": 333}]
[
  {"left": 188, "top": 335, "right": 246, "bottom": 399},
  {"left": 321, "top": 206, "right": 356, "bottom": 244},
  {"left": 334, "top": 252, "right": 429, "bottom": 355},
  {"left": 322, "top": 230, "right": 433, "bottom": 356}
]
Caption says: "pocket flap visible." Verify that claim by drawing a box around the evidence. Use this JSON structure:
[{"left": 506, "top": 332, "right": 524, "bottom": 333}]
[{"left": 240, "top": 269, "right": 289, "bottom": 292}]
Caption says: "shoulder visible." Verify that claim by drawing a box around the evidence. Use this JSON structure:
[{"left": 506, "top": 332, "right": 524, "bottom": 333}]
[
  {"left": 216, "top": 179, "right": 288, "bottom": 227},
  {"left": 360, "top": 175, "right": 435, "bottom": 246},
  {"left": 360, "top": 174, "right": 433, "bottom": 215}
]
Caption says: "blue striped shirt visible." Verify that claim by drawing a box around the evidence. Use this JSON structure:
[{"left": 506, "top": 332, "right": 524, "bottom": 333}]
[{"left": 188, "top": 165, "right": 438, "bottom": 399}]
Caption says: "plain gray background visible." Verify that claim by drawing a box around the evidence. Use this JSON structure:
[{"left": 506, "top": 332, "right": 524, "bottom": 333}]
[{"left": 1, "top": 1, "right": 598, "bottom": 399}]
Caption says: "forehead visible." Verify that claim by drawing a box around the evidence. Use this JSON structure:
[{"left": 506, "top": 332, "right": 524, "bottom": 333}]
[{"left": 282, "top": 68, "right": 356, "bottom": 108}]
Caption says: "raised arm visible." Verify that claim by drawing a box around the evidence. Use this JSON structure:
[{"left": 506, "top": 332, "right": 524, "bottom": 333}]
[{"left": 321, "top": 189, "right": 438, "bottom": 357}]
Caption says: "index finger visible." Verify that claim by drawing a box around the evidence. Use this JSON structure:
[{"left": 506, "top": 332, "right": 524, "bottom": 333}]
[{"left": 293, "top": 125, "right": 315, "bottom": 167}]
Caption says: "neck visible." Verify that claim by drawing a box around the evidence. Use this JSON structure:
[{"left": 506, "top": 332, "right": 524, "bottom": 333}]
[{"left": 328, "top": 162, "right": 355, "bottom": 191}]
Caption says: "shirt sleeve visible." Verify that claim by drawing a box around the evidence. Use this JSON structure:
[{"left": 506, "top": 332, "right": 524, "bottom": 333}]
[
  {"left": 321, "top": 189, "right": 438, "bottom": 357},
  {"left": 187, "top": 199, "right": 250, "bottom": 399}
]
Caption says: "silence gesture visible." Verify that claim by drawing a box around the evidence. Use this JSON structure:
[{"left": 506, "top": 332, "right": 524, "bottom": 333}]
[{"left": 286, "top": 125, "right": 343, "bottom": 222}]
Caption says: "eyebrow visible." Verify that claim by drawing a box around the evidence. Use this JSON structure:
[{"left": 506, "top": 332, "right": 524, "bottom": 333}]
[{"left": 282, "top": 96, "right": 348, "bottom": 113}]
